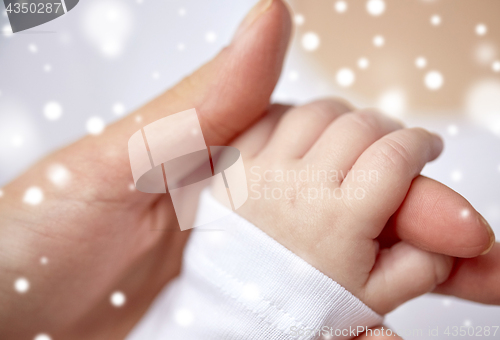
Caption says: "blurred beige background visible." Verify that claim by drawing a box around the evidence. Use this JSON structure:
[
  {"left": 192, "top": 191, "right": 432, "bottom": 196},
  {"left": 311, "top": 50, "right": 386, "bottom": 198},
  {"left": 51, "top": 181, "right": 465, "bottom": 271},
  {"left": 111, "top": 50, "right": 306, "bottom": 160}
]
[{"left": 290, "top": 0, "right": 500, "bottom": 117}]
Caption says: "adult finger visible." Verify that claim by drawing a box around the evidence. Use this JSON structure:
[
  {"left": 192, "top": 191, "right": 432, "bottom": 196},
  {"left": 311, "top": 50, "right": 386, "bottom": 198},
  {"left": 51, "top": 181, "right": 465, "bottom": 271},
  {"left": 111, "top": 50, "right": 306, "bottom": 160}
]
[
  {"left": 118, "top": 0, "right": 292, "bottom": 145},
  {"left": 380, "top": 176, "right": 495, "bottom": 258},
  {"left": 434, "top": 243, "right": 500, "bottom": 305},
  {"left": 4, "top": 0, "right": 292, "bottom": 208}
]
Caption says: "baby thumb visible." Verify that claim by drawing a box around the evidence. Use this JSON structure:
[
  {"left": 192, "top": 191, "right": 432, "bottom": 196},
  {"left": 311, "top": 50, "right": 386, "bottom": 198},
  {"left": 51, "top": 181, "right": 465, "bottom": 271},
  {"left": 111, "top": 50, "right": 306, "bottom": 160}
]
[{"left": 362, "top": 242, "right": 454, "bottom": 314}]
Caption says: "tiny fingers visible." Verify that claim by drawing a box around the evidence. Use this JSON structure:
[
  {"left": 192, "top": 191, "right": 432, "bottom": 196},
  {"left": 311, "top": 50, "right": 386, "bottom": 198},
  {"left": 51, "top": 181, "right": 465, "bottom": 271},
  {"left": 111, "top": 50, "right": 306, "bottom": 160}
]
[
  {"left": 260, "top": 98, "right": 352, "bottom": 158},
  {"left": 341, "top": 128, "right": 444, "bottom": 237},
  {"left": 363, "top": 242, "right": 454, "bottom": 314},
  {"left": 304, "top": 109, "right": 404, "bottom": 173},
  {"left": 231, "top": 104, "right": 291, "bottom": 158}
]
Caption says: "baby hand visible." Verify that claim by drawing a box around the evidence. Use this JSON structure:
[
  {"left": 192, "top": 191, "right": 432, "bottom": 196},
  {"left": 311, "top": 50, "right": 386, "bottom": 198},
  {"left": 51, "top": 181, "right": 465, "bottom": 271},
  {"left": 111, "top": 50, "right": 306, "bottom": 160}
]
[{"left": 213, "top": 99, "right": 463, "bottom": 314}]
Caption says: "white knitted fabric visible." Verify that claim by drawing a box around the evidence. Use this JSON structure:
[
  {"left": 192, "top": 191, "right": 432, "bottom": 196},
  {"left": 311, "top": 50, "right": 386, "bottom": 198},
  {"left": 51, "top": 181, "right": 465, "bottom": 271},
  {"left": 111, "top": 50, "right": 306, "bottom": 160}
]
[{"left": 126, "top": 189, "right": 383, "bottom": 340}]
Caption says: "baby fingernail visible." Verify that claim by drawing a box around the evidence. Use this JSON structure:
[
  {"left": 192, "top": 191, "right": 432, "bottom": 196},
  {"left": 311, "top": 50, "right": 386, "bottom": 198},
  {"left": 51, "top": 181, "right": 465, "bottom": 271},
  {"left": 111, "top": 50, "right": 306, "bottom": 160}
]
[
  {"left": 479, "top": 214, "right": 496, "bottom": 255},
  {"left": 234, "top": 0, "right": 274, "bottom": 40},
  {"left": 431, "top": 132, "right": 443, "bottom": 146}
]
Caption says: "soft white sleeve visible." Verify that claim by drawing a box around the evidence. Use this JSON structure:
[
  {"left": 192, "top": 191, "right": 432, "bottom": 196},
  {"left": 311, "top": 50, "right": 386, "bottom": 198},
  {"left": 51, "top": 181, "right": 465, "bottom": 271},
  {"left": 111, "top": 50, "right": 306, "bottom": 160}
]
[{"left": 126, "top": 189, "right": 383, "bottom": 340}]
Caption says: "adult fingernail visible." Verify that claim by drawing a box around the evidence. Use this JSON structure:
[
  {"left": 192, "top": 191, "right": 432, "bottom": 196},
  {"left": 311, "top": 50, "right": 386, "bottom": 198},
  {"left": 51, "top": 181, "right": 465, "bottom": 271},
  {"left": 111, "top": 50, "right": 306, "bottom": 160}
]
[
  {"left": 479, "top": 213, "right": 496, "bottom": 255},
  {"left": 234, "top": 0, "right": 274, "bottom": 40}
]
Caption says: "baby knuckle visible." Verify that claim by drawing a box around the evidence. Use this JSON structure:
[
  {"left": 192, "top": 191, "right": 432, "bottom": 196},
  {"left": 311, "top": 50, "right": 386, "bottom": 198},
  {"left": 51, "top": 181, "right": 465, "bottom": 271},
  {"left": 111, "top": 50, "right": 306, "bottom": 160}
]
[
  {"left": 348, "top": 110, "right": 382, "bottom": 132},
  {"left": 375, "top": 138, "right": 413, "bottom": 173},
  {"left": 300, "top": 99, "right": 346, "bottom": 118}
]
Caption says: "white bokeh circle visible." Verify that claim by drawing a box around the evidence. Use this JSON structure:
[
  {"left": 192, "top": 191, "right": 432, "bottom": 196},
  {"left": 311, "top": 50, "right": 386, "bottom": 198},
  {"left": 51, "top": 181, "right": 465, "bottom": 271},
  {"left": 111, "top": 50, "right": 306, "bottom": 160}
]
[
  {"left": 43, "top": 101, "right": 63, "bottom": 121},
  {"left": 301, "top": 32, "right": 320, "bottom": 51}
]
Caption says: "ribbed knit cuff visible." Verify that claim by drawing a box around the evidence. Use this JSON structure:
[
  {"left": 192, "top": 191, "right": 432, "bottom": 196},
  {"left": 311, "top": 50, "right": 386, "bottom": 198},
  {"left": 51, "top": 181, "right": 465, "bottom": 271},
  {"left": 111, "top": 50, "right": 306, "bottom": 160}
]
[
  {"left": 127, "top": 189, "right": 383, "bottom": 340},
  {"left": 190, "top": 190, "right": 383, "bottom": 339}
]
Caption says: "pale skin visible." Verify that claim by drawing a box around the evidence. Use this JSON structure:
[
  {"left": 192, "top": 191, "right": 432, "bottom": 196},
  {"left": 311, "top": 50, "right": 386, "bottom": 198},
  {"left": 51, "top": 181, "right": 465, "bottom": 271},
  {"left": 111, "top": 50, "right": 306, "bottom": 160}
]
[
  {"left": 214, "top": 100, "right": 457, "bottom": 314},
  {"left": 0, "top": 0, "right": 498, "bottom": 339},
  {"left": 224, "top": 103, "right": 500, "bottom": 340}
]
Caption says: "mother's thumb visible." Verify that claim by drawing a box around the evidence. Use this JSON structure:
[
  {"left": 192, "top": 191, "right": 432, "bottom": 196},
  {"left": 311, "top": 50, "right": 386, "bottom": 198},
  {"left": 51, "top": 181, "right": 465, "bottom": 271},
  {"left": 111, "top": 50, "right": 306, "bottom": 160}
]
[{"left": 117, "top": 0, "right": 292, "bottom": 145}]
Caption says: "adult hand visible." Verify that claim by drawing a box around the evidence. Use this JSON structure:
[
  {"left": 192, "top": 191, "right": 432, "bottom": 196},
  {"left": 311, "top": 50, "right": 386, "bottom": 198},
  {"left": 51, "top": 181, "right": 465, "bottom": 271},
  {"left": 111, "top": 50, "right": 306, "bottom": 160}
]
[
  {"left": 0, "top": 1, "right": 495, "bottom": 339},
  {"left": 0, "top": 1, "right": 291, "bottom": 338}
]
